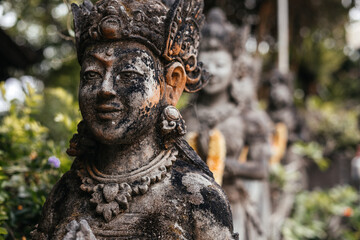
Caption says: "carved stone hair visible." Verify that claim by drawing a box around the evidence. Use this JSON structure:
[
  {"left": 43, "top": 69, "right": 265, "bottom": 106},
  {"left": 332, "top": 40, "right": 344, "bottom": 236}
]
[
  {"left": 200, "top": 8, "right": 248, "bottom": 59},
  {"left": 71, "top": 0, "right": 207, "bottom": 92}
]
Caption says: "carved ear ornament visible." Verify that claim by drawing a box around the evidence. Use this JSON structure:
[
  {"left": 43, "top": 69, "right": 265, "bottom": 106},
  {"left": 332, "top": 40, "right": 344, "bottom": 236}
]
[
  {"left": 72, "top": 0, "right": 207, "bottom": 92},
  {"left": 160, "top": 106, "right": 186, "bottom": 148}
]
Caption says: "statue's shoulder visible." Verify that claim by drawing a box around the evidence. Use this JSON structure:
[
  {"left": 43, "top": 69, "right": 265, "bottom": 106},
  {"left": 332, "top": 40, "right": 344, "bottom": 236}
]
[
  {"left": 219, "top": 111, "right": 245, "bottom": 138},
  {"left": 244, "top": 108, "right": 273, "bottom": 138},
  {"left": 33, "top": 162, "right": 83, "bottom": 239},
  {"left": 170, "top": 141, "right": 236, "bottom": 239},
  {"left": 46, "top": 159, "right": 84, "bottom": 203},
  {"left": 171, "top": 157, "right": 233, "bottom": 220}
]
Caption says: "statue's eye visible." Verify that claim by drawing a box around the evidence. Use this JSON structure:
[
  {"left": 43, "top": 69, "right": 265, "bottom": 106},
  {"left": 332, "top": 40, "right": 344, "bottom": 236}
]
[
  {"left": 216, "top": 62, "right": 226, "bottom": 68},
  {"left": 84, "top": 71, "right": 102, "bottom": 81},
  {"left": 119, "top": 70, "right": 143, "bottom": 80}
]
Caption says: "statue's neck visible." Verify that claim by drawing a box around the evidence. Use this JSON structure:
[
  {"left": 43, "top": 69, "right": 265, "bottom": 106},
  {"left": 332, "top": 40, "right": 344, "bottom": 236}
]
[{"left": 93, "top": 129, "right": 162, "bottom": 175}]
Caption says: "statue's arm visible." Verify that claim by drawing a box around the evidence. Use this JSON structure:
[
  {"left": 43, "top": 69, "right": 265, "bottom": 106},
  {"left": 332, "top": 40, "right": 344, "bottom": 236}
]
[
  {"left": 225, "top": 141, "right": 271, "bottom": 180},
  {"left": 225, "top": 159, "right": 267, "bottom": 180}
]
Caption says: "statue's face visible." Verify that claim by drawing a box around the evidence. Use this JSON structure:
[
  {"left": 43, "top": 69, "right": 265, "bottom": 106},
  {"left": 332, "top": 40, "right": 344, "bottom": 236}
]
[
  {"left": 199, "top": 50, "right": 233, "bottom": 95},
  {"left": 79, "top": 42, "right": 162, "bottom": 145}
]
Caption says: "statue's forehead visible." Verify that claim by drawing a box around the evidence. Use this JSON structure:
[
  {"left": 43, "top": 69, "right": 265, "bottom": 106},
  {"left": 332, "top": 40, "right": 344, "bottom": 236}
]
[
  {"left": 85, "top": 42, "right": 153, "bottom": 57},
  {"left": 81, "top": 43, "right": 158, "bottom": 77},
  {"left": 82, "top": 42, "right": 157, "bottom": 67}
]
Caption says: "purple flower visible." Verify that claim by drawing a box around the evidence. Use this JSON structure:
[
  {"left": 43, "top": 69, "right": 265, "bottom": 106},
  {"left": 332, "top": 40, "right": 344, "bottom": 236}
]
[{"left": 48, "top": 156, "right": 60, "bottom": 168}]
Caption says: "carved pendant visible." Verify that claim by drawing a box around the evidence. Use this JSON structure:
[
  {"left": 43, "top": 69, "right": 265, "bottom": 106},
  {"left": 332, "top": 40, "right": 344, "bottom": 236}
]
[{"left": 78, "top": 149, "right": 178, "bottom": 222}]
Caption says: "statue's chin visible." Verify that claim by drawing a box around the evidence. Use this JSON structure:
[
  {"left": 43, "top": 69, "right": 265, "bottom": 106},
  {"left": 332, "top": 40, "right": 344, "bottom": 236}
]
[
  {"left": 92, "top": 125, "right": 148, "bottom": 146},
  {"left": 96, "top": 137, "right": 124, "bottom": 145},
  {"left": 90, "top": 126, "right": 127, "bottom": 145}
]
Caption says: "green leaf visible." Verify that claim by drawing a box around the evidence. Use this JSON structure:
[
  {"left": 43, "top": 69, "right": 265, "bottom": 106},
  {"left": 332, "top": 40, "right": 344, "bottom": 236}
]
[{"left": 0, "top": 227, "right": 7, "bottom": 235}]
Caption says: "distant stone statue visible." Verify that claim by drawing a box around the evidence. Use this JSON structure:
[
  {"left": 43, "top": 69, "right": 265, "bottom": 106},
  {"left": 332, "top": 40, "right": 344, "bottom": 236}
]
[
  {"left": 265, "top": 70, "right": 308, "bottom": 240},
  {"left": 182, "top": 8, "right": 273, "bottom": 240},
  {"left": 31, "top": 0, "right": 237, "bottom": 239}
]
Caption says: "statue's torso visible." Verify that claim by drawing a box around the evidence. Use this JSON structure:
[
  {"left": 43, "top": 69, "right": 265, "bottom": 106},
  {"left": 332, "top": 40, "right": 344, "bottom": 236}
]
[
  {"left": 183, "top": 103, "right": 246, "bottom": 160},
  {"left": 33, "top": 151, "right": 235, "bottom": 240}
]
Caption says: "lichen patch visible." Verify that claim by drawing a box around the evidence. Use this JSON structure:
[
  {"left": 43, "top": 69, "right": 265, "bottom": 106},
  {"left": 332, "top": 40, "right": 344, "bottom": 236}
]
[{"left": 181, "top": 173, "right": 212, "bottom": 205}]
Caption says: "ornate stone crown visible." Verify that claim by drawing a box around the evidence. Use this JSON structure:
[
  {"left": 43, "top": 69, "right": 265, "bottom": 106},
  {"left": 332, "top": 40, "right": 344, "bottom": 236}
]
[{"left": 72, "top": 0, "right": 206, "bottom": 92}]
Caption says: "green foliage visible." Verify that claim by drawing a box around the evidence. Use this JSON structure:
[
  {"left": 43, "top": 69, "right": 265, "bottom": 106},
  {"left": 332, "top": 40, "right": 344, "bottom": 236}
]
[
  {"left": 176, "top": 93, "right": 191, "bottom": 110},
  {"left": 283, "top": 186, "right": 360, "bottom": 240},
  {"left": 295, "top": 33, "right": 346, "bottom": 89},
  {"left": 306, "top": 96, "right": 360, "bottom": 149},
  {"left": 270, "top": 163, "right": 301, "bottom": 190},
  {"left": 45, "top": 58, "right": 81, "bottom": 99},
  {"left": 293, "top": 141, "right": 330, "bottom": 171},
  {"left": 0, "top": 84, "right": 80, "bottom": 238},
  {"left": 329, "top": 58, "right": 360, "bottom": 101},
  {"left": 35, "top": 87, "right": 81, "bottom": 143},
  {"left": 0, "top": 0, "right": 83, "bottom": 101}
]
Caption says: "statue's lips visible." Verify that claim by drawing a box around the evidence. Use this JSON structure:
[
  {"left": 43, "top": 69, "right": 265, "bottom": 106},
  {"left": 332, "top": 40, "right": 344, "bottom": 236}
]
[{"left": 95, "top": 104, "right": 122, "bottom": 120}]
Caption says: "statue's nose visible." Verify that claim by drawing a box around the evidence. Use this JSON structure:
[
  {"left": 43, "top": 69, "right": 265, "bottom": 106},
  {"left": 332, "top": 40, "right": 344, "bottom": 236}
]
[
  {"left": 98, "top": 72, "right": 116, "bottom": 99},
  {"left": 205, "top": 62, "right": 216, "bottom": 75}
]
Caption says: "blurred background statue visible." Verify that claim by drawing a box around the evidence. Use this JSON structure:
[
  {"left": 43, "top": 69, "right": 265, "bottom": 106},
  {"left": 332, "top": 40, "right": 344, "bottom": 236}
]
[
  {"left": 31, "top": 0, "right": 238, "bottom": 239},
  {"left": 264, "top": 70, "right": 305, "bottom": 240},
  {"left": 182, "top": 8, "right": 274, "bottom": 240}
]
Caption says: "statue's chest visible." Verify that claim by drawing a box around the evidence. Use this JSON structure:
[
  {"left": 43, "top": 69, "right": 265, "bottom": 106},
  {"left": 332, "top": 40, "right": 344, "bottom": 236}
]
[
  {"left": 89, "top": 213, "right": 153, "bottom": 239},
  {"left": 89, "top": 213, "right": 183, "bottom": 239},
  {"left": 88, "top": 209, "right": 191, "bottom": 239},
  {"left": 80, "top": 178, "right": 193, "bottom": 239}
]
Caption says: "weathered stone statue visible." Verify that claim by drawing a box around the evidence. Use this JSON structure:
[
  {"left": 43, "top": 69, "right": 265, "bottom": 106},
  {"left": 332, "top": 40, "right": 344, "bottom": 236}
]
[
  {"left": 266, "top": 70, "right": 306, "bottom": 240},
  {"left": 31, "top": 1, "right": 237, "bottom": 239},
  {"left": 267, "top": 71, "right": 296, "bottom": 148},
  {"left": 182, "top": 8, "right": 273, "bottom": 240}
]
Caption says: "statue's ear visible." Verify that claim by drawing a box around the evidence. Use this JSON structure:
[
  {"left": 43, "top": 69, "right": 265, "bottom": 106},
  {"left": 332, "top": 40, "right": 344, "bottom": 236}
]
[{"left": 165, "top": 62, "right": 186, "bottom": 106}]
